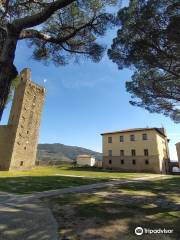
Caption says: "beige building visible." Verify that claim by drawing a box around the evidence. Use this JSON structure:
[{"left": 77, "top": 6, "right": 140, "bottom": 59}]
[
  {"left": 101, "top": 128, "right": 170, "bottom": 174},
  {"left": 76, "top": 155, "right": 96, "bottom": 167},
  {"left": 0, "top": 68, "right": 45, "bottom": 170},
  {"left": 95, "top": 159, "right": 103, "bottom": 168},
  {"left": 175, "top": 142, "right": 180, "bottom": 168}
]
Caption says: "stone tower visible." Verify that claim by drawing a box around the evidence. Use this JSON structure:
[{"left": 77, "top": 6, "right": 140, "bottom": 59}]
[{"left": 0, "top": 68, "right": 45, "bottom": 170}]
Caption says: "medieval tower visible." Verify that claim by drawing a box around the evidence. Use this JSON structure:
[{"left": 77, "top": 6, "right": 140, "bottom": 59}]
[{"left": 0, "top": 68, "right": 45, "bottom": 170}]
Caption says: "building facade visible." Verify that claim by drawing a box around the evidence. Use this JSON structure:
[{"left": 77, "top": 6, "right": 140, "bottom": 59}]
[
  {"left": 101, "top": 128, "right": 170, "bottom": 174},
  {"left": 0, "top": 68, "right": 45, "bottom": 170},
  {"left": 175, "top": 142, "right": 180, "bottom": 168},
  {"left": 95, "top": 159, "right": 103, "bottom": 168},
  {"left": 76, "top": 155, "right": 96, "bottom": 167}
]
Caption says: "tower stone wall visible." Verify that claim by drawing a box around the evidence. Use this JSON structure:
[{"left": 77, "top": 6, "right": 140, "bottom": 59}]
[{"left": 0, "top": 68, "right": 45, "bottom": 170}]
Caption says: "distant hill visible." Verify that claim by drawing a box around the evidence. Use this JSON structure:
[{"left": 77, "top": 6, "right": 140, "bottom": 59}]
[{"left": 37, "top": 143, "right": 102, "bottom": 162}]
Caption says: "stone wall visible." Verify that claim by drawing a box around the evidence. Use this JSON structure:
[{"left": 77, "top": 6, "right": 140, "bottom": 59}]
[
  {"left": 0, "top": 68, "right": 45, "bottom": 171},
  {"left": 0, "top": 126, "right": 14, "bottom": 170}
]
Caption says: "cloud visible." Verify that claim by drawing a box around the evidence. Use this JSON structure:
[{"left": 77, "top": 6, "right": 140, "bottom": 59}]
[{"left": 61, "top": 78, "right": 95, "bottom": 89}]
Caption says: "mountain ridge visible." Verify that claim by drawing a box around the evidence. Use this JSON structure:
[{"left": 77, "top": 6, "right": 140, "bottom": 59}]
[{"left": 37, "top": 143, "right": 102, "bottom": 162}]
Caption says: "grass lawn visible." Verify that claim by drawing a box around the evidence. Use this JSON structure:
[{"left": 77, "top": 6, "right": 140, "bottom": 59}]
[
  {"left": 0, "top": 175, "right": 102, "bottom": 194},
  {"left": 0, "top": 165, "right": 154, "bottom": 194},
  {"left": 44, "top": 176, "right": 180, "bottom": 240},
  {"left": 0, "top": 164, "right": 156, "bottom": 178}
]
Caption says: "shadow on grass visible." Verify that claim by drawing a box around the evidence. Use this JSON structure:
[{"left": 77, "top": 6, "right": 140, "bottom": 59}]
[
  {"left": 57, "top": 165, "right": 116, "bottom": 172},
  {"left": 0, "top": 176, "right": 180, "bottom": 240},
  {"left": 0, "top": 175, "right": 103, "bottom": 194},
  {"left": 56, "top": 165, "right": 150, "bottom": 175},
  {"left": 117, "top": 176, "right": 180, "bottom": 196},
  {"left": 46, "top": 177, "right": 180, "bottom": 240}
]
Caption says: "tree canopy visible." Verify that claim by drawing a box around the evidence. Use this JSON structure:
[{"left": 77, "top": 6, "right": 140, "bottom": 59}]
[
  {"left": 0, "top": 0, "right": 117, "bottom": 119},
  {"left": 108, "top": 0, "right": 180, "bottom": 122}
]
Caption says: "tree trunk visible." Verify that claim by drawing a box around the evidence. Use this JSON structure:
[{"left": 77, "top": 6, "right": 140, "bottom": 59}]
[
  {"left": 0, "top": 25, "right": 19, "bottom": 121},
  {"left": 0, "top": 64, "right": 18, "bottom": 121}
]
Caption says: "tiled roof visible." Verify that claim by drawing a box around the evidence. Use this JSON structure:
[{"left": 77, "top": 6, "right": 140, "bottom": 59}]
[{"left": 101, "top": 128, "right": 166, "bottom": 137}]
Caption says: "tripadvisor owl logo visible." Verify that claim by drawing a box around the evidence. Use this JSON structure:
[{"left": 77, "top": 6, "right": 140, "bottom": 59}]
[
  {"left": 135, "top": 227, "right": 143, "bottom": 236},
  {"left": 135, "top": 226, "right": 174, "bottom": 235}
]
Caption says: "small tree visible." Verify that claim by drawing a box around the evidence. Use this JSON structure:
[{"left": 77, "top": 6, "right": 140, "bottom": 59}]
[
  {"left": 108, "top": 0, "right": 180, "bottom": 122},
  {"left": 0, "top": 0, "right": 117, "bottom": 120}
]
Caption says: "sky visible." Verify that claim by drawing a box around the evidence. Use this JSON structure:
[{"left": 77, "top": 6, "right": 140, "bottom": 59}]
[{"left": 1, "top": 1, "right": 180, "bottom": 160}]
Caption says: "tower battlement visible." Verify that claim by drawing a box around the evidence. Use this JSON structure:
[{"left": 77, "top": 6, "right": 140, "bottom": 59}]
[
  {"left": 20, "top": 68, "right": 31, "bottom": 82},
  {"left": 0, "top": 68, "right": 45, "bottom": 170}
]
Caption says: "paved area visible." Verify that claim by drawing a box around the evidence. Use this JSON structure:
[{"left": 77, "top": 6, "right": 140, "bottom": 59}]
[
  {"left": 0, "top": 198, "right": 59, "bottom": 240},
  {"left": 0, "top": 175, "right": 165, "bottom": 240}
]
